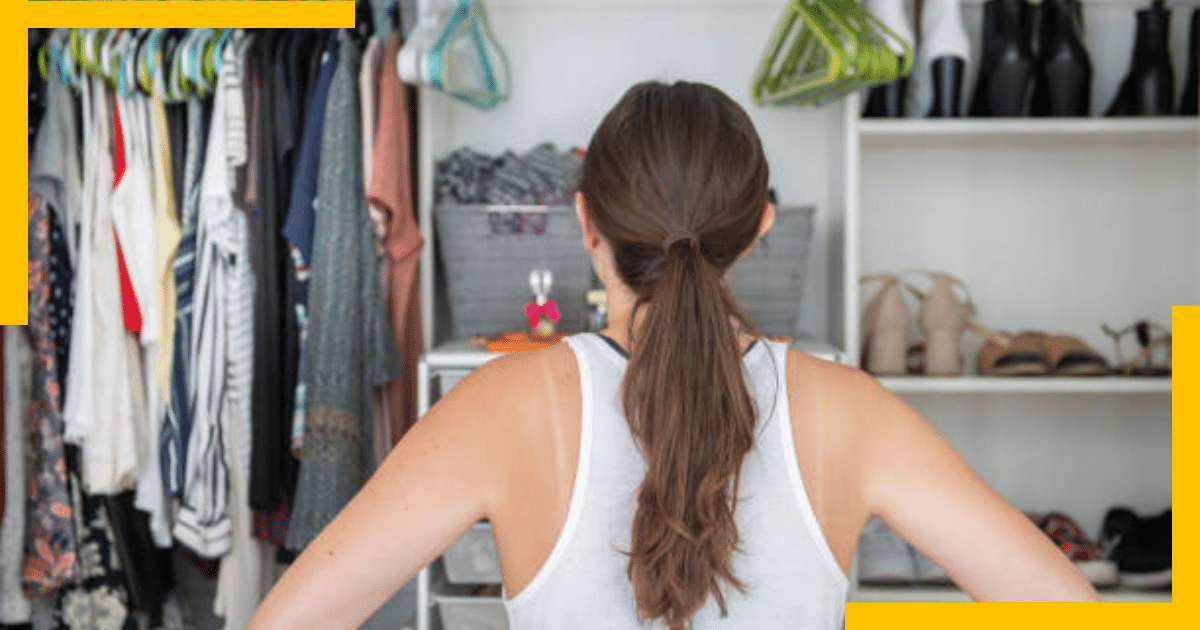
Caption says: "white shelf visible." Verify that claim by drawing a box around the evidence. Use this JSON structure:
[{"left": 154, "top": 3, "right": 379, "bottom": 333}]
[
  {"left": 875, "top": 375, "right": 1172, "bottom": 395},
  {"left": 858, "top": 118, "right": 1199, "bottom": 149},
  {"left": 851, "top": 585, "right": 1171, "bottom": 603}
]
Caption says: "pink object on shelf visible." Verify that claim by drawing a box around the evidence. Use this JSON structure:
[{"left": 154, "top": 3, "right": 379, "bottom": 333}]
[{"left": 525, "top": 299, "right": 561, "bottom": 329}]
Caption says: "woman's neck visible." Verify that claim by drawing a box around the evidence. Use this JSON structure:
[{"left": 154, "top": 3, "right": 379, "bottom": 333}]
[{"left": 597, "top": 283, "right": 761, "bottom": 354}]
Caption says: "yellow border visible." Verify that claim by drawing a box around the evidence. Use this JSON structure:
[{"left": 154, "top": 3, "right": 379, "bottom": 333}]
[
  {"left": 22, "top": 2, "right": 355, "bottom": 28},
  {"left": 7, "top": 3, "right": 1190, "bottom": 630}
]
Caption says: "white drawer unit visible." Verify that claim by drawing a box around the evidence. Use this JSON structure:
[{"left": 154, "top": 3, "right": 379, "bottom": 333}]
[
  {"left": 434, "top": 596, "right": 508, "bottom": 630},
  {"left": 443, "top": 523, "right": 502, "bottom": 585}
]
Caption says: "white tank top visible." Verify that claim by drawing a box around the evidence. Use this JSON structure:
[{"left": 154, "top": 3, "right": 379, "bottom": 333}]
[{"left": 503, "top": 333, "right": 848, "bottom": 629}]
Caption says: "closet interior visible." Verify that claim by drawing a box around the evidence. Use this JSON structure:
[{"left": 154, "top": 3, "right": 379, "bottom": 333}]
[{"left": 11, "top": 1, "right": 1195, "bottom": 629}]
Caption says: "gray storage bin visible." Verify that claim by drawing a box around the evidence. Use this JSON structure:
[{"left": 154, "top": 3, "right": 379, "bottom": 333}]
[
  {"left": 435, "top": 595, "right": 509, "bottom": 630},
  {"left": 436, "top": 204, "right": 592, "bottom": 339},
  {"left": 443, "top": 522, "right": 502, "bottom": 584},
  {"left": 726, "top": 205, "right": 816, "bottom": 337}
]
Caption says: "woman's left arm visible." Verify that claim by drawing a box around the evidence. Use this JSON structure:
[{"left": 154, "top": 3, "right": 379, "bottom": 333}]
[{"left": 246, "top": 355, "right": 523, "bottom": 630}]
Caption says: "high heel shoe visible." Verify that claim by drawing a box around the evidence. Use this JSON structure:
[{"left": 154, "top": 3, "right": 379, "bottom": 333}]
[
  {"left": 860, "top": 273, "right": 910, "bottom": 375},
  {"left": 1106, "top": 0, "right": 1176, "bottom": 116},
  {"left": 909, "top": 0, "right": 972, "bottom": 118},
  {"left": 862, "top": 0, "right": 915, "bottom": 118},
  {"left": 900, "top": 271, "right": 1008, "bottom": 375},
  {"left": 969, "top": 0, "right": 1038, "bottom": 116},
  {"left": 1179, "top": 7, "right": 1199, "bottom": 116},
  {"left": 1030, "top": 0, "right": 1093, "bottom": 117}
]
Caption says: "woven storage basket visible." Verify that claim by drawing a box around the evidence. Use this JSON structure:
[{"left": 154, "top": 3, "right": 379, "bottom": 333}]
[
  {"left": 726, "top": 205, "right": 816, "bottom": 337},
  {"left": 435, "top": 204, "right": 592, "bottom": 339}
]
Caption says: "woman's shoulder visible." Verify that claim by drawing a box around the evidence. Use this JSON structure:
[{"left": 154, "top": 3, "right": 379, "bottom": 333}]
[{"left": 781, "top": 346, "right": 899, "bottom": 446}]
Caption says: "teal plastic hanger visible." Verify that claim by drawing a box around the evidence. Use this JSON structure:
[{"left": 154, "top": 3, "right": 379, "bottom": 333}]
[{"left": 426, "top": 0, "right": 509, "bottom": 109}]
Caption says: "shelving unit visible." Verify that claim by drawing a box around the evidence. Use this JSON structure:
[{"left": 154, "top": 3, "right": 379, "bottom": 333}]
[
  {"left": 876, "top": 375, "right": 1173, "bottom": 394},
  {"left": 838, "top": 0, "right": 1191, "bottom": 604},
  {"left": 400, "top": 0, "right": 1191, "bottom": 626},
  {"left": 852, "top": 585, "right": 1172, "bottom": 603}
]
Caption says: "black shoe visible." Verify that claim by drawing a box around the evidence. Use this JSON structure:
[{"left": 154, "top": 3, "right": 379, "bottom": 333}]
[
  {"left": 1180, "top": 8, "right": 1199, "bottom": 116},
  {"left": 1030, "top": 0, "right": 1093, "bottom": 116},
  {"left": 864, "top": 73, "right": 910, "bottom": 118},
  {"left": 1107, "top": 0, "right": 1176, "bottom": 117},
  {"left": 1101, "top": 506, "right": 1172, "bottom": 589},
  {"left": 969, "top": 0, "right": 1039, "bottom": 116}
]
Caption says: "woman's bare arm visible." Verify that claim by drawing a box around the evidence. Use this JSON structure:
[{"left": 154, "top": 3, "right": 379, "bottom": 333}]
[
  {"left": 849, "top": 371, "right": 1100, "bottom": 602},
  {"left": 246, "top": 353, "right": 528, "bottom": 630}
]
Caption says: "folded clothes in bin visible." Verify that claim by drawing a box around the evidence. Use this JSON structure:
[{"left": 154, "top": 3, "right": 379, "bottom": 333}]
[{"left": 436, "top": 144, "right": 583, "bottom": 205}]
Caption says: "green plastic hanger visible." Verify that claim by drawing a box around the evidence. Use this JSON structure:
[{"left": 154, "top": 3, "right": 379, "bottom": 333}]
[{"left": 752, "top": 0, "right": 912, "bottom": 106}]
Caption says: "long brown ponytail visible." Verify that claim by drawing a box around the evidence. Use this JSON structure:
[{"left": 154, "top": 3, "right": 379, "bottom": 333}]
[{"left": 577, "top": 81, "right": 771, "bottom": 629}]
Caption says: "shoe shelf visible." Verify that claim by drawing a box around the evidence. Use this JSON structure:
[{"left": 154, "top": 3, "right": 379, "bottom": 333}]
[
  {"left": 857, "top": 117, "right": 1199, "bottom": 145},
  {"left": 875, "top": 375, "right": 1172, "bottom": 394},
  {"left": 850, "top": 585, "right": 1171, "bottom": 603}
]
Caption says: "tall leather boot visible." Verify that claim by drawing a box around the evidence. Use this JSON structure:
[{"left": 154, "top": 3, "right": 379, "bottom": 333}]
[
  {"left": 1180, "top": 7, "right": 1199, "bottom": 116},
  {"left": 1031, "top": 0, "right": 1093, "bottom": 116},
  {"left": 969, "top": 0, "right": 1038, "bottom": 116},
  {"left": 1107, "top": 0, "right": 1175, "bottom": 116},
  {"left": 863, "top": 0, "right": 915, "bottom": 118},
  {"left": 909, "top": 0, "right": 972, "bottom": 117}
]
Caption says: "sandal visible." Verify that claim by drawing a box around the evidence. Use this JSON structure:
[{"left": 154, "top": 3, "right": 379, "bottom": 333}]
[
  {"left": 1102, "top": 320, "right": 1172, "bottom": 376},
  {"left": 977, "top": 331, "right": 1051, "bottom": 376},
  {"left": 1042, "top": 333, "right": 1111, "bottom": 376}
]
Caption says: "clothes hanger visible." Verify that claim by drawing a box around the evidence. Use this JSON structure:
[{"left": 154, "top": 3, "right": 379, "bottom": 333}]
[
  {"left": 397, "top": 0, "right": 509, "bottom": 108},
  {"left": 751, "top": 0, "right": 911, "bottom": 106},
  {"left": 429, "top": 0, "right": 509, "bottom": 108}
]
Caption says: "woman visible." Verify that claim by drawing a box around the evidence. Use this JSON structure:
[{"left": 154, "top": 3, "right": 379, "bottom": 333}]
[{"left": 248, "top": 81, "right": 1099, "bottom": 630}]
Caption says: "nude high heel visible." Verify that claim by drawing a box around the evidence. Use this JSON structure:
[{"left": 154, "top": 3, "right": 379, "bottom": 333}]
[
  {"left": 860, "top": 274, "right": 910, "bottom": 375},
  {"left": 902, "top": 271, "right": 1007, "bottom": 375}
]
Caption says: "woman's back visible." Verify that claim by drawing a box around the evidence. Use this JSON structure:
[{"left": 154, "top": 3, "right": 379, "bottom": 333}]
[{"left": 496, "top": 333, "right": 848, "bottom": 629}]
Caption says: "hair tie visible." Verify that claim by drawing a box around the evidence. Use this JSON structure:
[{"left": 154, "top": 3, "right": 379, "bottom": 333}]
[{"left": 662, "top": 230, "right": 698, "bottom": 254}]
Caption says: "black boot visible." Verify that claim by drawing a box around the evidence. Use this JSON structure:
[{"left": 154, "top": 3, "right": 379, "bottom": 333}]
[
  {"left": 863, "top": 72, "right": 910, "bottom": 118},
  {"left": 1107, "top": 0, "right": 1175, "bottom": 116},
  {"left": 1031, "top": 0, "right": 1092, "bottom": 116},
  {"left": 928, "top": 57, "right": 967, "bottom": 117},
  {"left": 969, "top": 0, "right": 1038, "bottom": 116},
  {"left": 1180, "top": 8, "right": 1199, "bottom": 116}
]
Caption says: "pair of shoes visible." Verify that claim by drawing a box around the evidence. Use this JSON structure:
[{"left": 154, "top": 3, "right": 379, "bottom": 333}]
[
  {"left": 1026, "top": 511, "right": 1118, "bottom": 587},
  {"left": 969, "top": 0, "right": 1092, "bottom": 117},
  {"left": 857, "top": 517, "right": 951, "bottom": 584},
  {"left": 977, "top": 330, "right": 1110, "bottom": 376},
  {"left": 862, "top": 0, "right": 971, "bottom": 118},
  {"left": 1102, "top": 319, "right": 1171, "bottom": 376},
  {"left": 860, "top": 271, "right": 1004, "bottom": 376},
  {"left": 1107, "top": 0, "right": 1176, "bottom": 116},
  {"left": 1101, "top": 507, "right": 1172, "bottom": 590}
]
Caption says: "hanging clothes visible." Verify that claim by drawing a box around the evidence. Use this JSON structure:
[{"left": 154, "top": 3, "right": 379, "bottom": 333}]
[
  {"left": 282, "top": 31, "right": 339, "bottom": 459},
  {"left": 135, "top": 96, "right": 183, "bottom": 551},
  {"left": 1, "top": 326, "right": 34, "bottom": 625},
  {"left": 214, "top": 31, "right": 279, "bottom": 630},
  {"left": 23, "top": 195, "right": 81, "bottom": 592},
  {"left": 43, "top": 446, "right": 138, "bottom": 630},
  {"left": 286, "top": 30, "right": 400, "bottom": 552},
  {"left": 81, "top": 77, "right": 147, "bottom": 496},
  {"left": 370, "top": 32, "right": 425, "bottom": 444},
  {"left": 247, "top": 30, "right": 300, "bottom": 518},
  {"left": 173, "top": 55, "right": 249, "bottom": 559}
]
